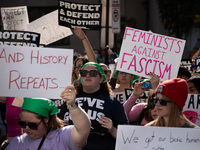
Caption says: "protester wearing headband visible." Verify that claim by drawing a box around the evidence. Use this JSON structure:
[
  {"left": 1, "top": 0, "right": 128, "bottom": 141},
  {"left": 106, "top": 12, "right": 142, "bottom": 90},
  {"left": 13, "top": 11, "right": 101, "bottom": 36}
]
[
  {"left": 59, "top": 62, "right": 128, "bottom": 150},
  {"left": 112, "top": 70, "right": 138, "bottom": 104},
  {"left": 6, "top": 85, "right": 91, "bottom": 150},
  {"left": 187, "top": 75, "right": 200, "bottom": 94},
  {"left": 145, "top": 78, "right": 199, "bottom": 128}
]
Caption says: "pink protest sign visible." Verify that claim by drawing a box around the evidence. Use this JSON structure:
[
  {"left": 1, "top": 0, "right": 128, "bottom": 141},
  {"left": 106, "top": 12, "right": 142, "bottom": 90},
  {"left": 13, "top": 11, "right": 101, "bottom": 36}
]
[
  {"left": 0, "top": 45, "right": 73, "bottom": 99},
  {"left": 116, "top": 27, "right": 186, "bottom": 81}
]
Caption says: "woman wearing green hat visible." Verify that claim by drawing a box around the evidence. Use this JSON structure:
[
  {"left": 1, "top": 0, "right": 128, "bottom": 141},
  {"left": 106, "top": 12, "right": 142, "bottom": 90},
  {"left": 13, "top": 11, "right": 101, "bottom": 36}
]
[
  {"left": 59, "top": 62, "right": 128, "bottom": 150},
  {"left": 6, "top": 85, "right": 91, "bottom": 150},
  {"left": 112, "top": 70, "right": 138, "bottom": 104}
]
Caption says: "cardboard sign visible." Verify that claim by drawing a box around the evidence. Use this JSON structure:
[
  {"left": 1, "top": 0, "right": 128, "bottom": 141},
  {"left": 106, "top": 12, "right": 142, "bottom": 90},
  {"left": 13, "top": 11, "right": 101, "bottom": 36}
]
[
  {"left": 112, "top": 0, "right": 120, "bottom": 33},
  {"left": 182, "top": 94, "right": 200, "bottom": 126},
  {"left": 116, "top": 27, "right": 186, "bottom": 81},
  {"left": 59, "top": 0, "right": 102, "bottom": 30},
  {"left": 1, "top": 6, "right": 29, "bottom": 31},
  {"left": 0, "top": 30, "right": 40, "bottom": 47},
  {"left": 0, "top": 45, "right": 73, "bottom": 99},
  {"left": 27, "top": 10, "right": 72, "bottom": 45},
  {"left": 116, "top": 125, "right": 200, "bottom": 150}
]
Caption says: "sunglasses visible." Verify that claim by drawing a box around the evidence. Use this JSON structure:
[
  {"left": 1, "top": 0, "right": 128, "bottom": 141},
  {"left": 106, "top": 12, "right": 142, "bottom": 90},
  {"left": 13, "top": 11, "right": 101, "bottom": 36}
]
[
  {"left": 74, "top": 64, "right": 82, "bottom": 70},
  {"left": 154, "top": 98, "right": 172, "bottom": 106},
  {"left": 80, "top": 70, "right": 100, "bottom": 77},
  {"left": 147, "top": 102, "right": 155, "bottom": 109},
  {"left": 104, "top": 70, "right": 111, "bottom": 75},
  {"left": 17, "top": 118, "right": 44, "bottom": 130}
]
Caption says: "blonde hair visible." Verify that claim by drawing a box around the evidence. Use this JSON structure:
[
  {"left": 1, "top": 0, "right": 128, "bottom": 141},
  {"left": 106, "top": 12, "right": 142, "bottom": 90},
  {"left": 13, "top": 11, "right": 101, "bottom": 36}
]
[{"left": 148, "top": 95, "right": 192, "bottom": 127}]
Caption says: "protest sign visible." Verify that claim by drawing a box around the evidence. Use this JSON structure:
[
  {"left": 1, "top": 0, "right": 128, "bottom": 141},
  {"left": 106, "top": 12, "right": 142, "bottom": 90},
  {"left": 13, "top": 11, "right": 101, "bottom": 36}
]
[
  {"left": 180, "top": 59, "right": 192, "bottom": 71},
  {"left": 116, "top": 125, "right": 200, "bottom": 150},
  {"left": 116, "top": 27, "right": 186, "bottom": 81},
  {"left": 182, "top": 94, "right": 200, "bottom": 126},
  {"left": 59, "top": 0, "right": 102, "bottom": 30},
  {"left": 0, "top": 45, "right": 73, "bottom": 99},
  {"left": 125, "top": 88, "right": 133, "bottom": 100},
  {"left": 113, "top": 92, "right": 126, "bottom": 104},
  {"left": 0, "top": 30, "right": 40, "bottom": 47},
  {"left": 27, "top": 10, "right": 72, "bottom": 45},
  {"left": 195, "top": 58, "right": 200, "bottom": 70},
  {"left": 1, "top": 6, "right": 29, "bottom": 31}
]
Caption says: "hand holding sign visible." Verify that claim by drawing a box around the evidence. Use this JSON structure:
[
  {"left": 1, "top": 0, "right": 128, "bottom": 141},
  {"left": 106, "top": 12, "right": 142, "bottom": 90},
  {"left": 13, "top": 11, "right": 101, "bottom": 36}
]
[{"left": 60, "top": 85, "right": 77, "bottom": 106}]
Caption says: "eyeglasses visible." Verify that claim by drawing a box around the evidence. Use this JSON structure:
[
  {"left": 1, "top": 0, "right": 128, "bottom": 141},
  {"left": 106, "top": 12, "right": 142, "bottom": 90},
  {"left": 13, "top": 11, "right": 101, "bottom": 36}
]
[
  {"left": 80, "top": 70, "right": 100, "bottom": 77},
  {"left": 74, "top": 64, "right": 82, "bottom": 70},
  {"left": 147, "top": 102, "right": 155, "bottom": 109},
  {"left": 17, "top": 118, "right": 44, "bottom": 130},
  {"left": 154, "top": 98, "right": 172, "bottom": 106},
  {"left": 104, "top": 70, "right": 111, "bottom": 75}
]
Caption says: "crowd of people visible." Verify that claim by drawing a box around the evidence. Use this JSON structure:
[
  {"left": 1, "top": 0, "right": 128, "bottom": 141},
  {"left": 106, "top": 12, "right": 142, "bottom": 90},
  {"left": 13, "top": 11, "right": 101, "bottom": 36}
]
[{"left": 0, "top": 28, "right": 200, "bottom": 150}]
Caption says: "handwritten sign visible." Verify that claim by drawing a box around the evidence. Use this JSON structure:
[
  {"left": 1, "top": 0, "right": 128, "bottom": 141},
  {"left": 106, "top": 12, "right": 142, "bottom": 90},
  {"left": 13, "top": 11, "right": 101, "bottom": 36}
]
[
  {"left": 116, "top": 125, "right": 200, "bottom": 150},
  {"left": 0, "top": 45, "right": 73, "bottom": 99},
  {"left": 59, "top": 0, "right": 102, "bottom": 30},
  {"left": 27, "top": 10, "right": 72, "bottom": 45},
  {"left": 182, "top": 94, "right": 200, "bottom": 126},
  {"left": 116, "top": 27, "right": 186, "bottom": 81},
  {"left": 1, "top": 6, "right": 29, "bottom": 31},
  {"left": 0, "top": 30, "right": 40, "bottom": 47}
]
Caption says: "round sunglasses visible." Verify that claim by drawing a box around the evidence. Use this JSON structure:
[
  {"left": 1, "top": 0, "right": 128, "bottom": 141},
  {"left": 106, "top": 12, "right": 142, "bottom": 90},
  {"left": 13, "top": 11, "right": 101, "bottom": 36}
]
[
  {"left": 17, "top": 118, "right": 44, "bottom": 130},
  {"left": 80, "top": 70, "right": 100, "bottom": 77},
  {"left": 153, "top": 98, "right": 172, "bottom": 106}
]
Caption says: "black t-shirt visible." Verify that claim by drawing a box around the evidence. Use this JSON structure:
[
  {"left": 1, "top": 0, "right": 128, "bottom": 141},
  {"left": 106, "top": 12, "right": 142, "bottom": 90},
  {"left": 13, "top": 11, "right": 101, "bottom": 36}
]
[{"left": 59, "top": 90, "right": 128, "bottom": 150}]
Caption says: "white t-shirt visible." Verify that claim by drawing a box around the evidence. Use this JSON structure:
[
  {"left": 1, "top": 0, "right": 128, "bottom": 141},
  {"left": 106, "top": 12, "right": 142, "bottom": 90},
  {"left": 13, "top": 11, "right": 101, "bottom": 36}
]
[{"left": 6, "top": 125, "right": 82, "bottom": 150}]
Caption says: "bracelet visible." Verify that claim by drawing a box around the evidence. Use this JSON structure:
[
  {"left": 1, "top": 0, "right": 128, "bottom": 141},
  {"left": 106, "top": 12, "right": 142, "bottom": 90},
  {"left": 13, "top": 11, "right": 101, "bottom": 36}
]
[
  {"left": 66, "top": 101, "right": 78, "bottom": 110},
  {"left": 81, "top": 37, "right": 86, "bottom": 40}
]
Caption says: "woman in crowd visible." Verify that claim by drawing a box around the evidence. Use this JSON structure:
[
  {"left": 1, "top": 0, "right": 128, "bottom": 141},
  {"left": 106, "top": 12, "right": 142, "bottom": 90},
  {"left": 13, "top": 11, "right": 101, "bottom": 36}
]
[
  {"left": 145, "top": 78, "right": 199, "bottom": 128},
  {"left": 187, "top": 75, "right": 200, "bottom": 94},
  {"left": 123, "top": 72, "right": 159, "bottom": 125},
  {"left": 59, "top": 62, "right": 128, "bottom": 150},
  {"left": 112, "top": 71, "right": 138, "bottom": 104},
  {"left": 6, "top": 85, "right": 91, "bottom": 150},
  {"left": 99, "top": 63, "right": 111, "bottom": 82}
]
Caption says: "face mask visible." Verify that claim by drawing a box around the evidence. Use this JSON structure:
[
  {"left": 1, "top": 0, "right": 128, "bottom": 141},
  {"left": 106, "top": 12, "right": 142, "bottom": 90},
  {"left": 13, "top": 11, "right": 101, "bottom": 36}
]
[{"left": 95, "top": 54, "right": 98, "bottom": 59}]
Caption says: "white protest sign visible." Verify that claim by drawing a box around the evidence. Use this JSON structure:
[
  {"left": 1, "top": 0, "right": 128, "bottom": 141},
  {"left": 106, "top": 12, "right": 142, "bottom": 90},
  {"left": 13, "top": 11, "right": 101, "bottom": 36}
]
[
  {"left": 0, "top": 45, "right": 73, "bottom": 99},
  {"left": 116, "top": 125, "right": 200, "bottom": 150},
  {"left": 1, "top": 6, "right": 29, "bottom": 31},
  {"left": 182, "top": 94, "right": 200, "bottom": 126},
  {"left": 27, "top": 10, "right": 72, "bottom": 45},
  {"left": 113, "top": 92, "right": 126, "bottom": 104},
  {"left": 116, "top": 27, "right": 186, "bottom": 81}
]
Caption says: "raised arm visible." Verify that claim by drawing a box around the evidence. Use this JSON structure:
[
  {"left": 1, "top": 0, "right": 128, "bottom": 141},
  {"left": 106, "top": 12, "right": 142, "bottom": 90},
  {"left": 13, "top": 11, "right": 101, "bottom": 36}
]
[
  {"left": 60, "top": 85, "right": 91, "bottom": 148},
  {"left": 73, "top": 28, "right": 96, "bottom": 62}
]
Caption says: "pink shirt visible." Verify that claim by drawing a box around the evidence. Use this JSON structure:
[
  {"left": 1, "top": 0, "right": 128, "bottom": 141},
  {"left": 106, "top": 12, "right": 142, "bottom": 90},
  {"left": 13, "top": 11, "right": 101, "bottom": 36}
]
[
  {"left": 123, "top": 93, "right": 148, "bottom": 125},
  {"left": 6, "top": 97, "right": 22, "bottom": 137}
]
